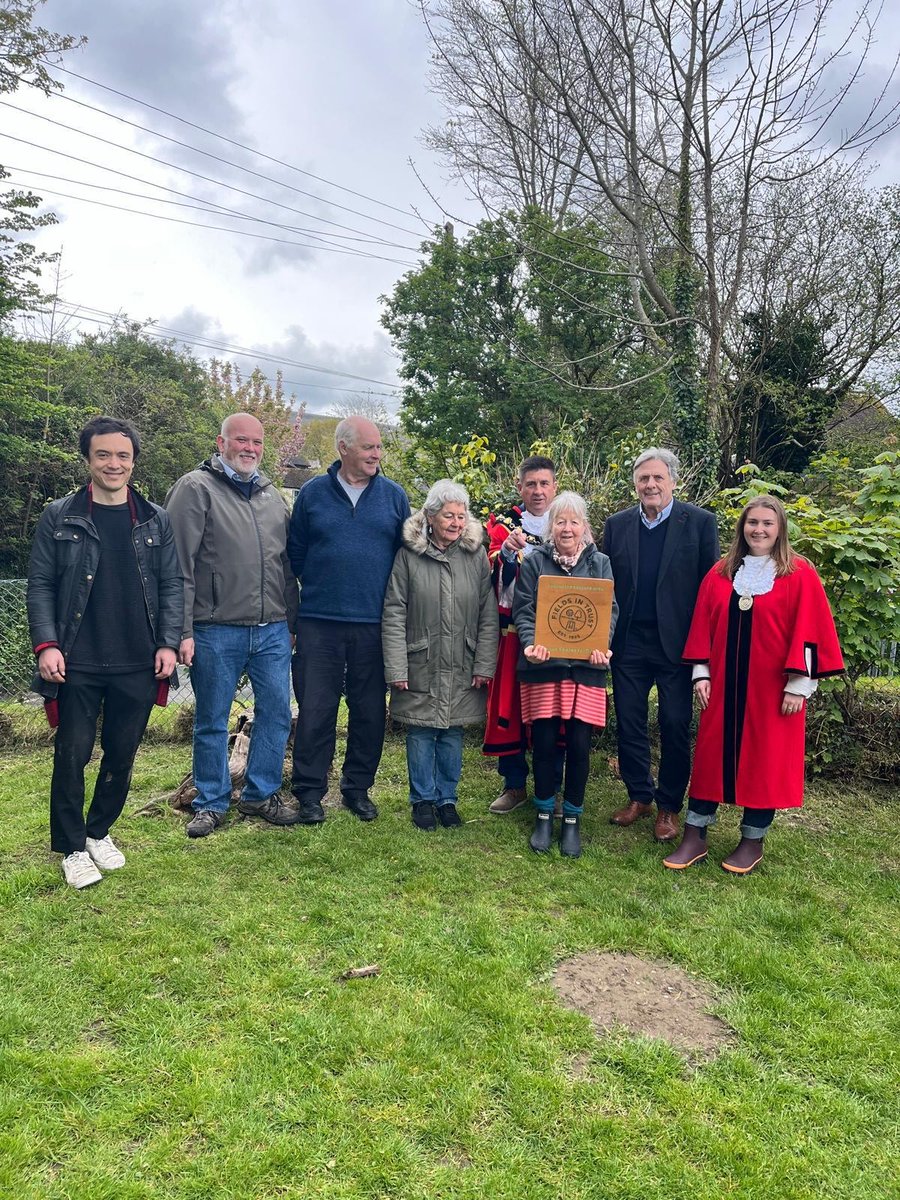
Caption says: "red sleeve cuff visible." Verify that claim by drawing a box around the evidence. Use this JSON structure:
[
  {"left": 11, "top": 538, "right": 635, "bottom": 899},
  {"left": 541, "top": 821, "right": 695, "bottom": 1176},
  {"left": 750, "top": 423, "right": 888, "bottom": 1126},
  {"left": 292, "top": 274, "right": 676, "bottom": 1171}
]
[{"left": 33, "top": 642, "right": 59, "bottom": 657}]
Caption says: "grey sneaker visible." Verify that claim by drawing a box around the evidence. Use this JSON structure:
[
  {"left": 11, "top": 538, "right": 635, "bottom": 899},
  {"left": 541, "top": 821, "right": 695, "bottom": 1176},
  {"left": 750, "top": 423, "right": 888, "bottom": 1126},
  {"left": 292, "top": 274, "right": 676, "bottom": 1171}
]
[
  {"left": 186, "top": 810, "right": 224, "bottom": 838},
  {"left": 237, "top": 794, "right": 301, "bottom": 826},
  {"left": 85, "top": 835, "right": 126, "bottom": 870},
  {"left": 61, "top": 850, "right": 103, "bottom": 889}
]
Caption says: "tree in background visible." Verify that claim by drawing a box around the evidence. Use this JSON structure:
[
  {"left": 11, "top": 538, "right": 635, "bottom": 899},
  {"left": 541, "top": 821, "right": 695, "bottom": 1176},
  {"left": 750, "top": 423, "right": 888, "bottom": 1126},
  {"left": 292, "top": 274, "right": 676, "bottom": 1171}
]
[
  {"left": 300, "top": 416, "right": 339, "bottom": 467},
  {"left": 381, "top": 210, "right": 664, "bottom": 452},
  {"left": 0, "top": 1, "right": 83, "bottom": 316},
  {"left": 0, "top": 1, "right": 87, "bottom": 572},
  {"left": 1, "top": 325, "right": 224, "bottom": 573},
  {"left": 419, "top": 0, "right": 900, "bottom": 481}
]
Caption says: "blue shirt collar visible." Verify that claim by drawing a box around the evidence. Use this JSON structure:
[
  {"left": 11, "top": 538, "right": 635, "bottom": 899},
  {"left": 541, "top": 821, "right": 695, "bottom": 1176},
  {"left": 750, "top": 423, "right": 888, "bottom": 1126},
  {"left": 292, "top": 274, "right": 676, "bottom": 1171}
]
[{"left": 640, "top": 497, "right": 674, "bottom": 530}]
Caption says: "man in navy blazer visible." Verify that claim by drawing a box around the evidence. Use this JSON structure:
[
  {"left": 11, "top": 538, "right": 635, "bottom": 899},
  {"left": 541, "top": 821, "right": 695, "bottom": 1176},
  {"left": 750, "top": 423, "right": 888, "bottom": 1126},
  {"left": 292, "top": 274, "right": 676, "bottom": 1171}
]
[{"left": 601, "top": 448, "right": 720, "bottom": 842}]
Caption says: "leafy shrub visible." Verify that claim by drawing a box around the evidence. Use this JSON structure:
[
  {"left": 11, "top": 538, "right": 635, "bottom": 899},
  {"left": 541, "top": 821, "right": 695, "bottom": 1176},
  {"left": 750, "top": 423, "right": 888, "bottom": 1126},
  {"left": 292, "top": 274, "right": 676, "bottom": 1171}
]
[{"left": 807, "top": 678, "right": 900, "bottom": 783}]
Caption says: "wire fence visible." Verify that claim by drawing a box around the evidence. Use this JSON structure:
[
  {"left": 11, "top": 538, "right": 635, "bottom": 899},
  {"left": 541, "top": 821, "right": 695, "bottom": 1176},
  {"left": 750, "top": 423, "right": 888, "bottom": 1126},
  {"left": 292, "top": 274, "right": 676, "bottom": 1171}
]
[
  {"left": 0, "top": 579, "right": 195, "bottom": 704},
  {"left": 1, "top": 578, "right": 896, "bottom": 702}
]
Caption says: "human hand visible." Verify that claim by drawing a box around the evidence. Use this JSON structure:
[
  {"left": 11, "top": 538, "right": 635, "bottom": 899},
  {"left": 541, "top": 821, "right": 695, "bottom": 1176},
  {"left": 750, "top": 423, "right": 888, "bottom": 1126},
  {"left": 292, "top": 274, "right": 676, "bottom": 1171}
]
[
  {"left": 178, "top": 637, "right": 195, "bottom": 667},
  {"left": 694, "top": 679, "right": 711, "bottom": 710},
  {"left": 503, "top": 527, "right": 527, "bottom": 556},
  {"left": 155, "top": 648, "right": 177, "bottom": 679},
  {"left": 524, "top": 644, "right": 549, "bottom": 663},
  {"left": 472, "top": 675, "right": 491, "bottom": 688},
  {"left": 589, "top": 649, "right": 611, "bottom": 666},
  {"left": 392, "top": 680, "right": 409, "bottom": 691},
  {"left": 38, "top": 647, "right": 66, "bottom": 683},
  {"left": 781, "top": 692, "right": 805, "bottom": 716}
]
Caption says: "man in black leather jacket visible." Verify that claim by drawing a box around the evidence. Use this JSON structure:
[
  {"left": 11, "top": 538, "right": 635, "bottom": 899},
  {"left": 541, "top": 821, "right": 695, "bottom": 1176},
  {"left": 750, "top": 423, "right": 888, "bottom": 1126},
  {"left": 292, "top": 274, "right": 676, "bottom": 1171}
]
[{"left": 26, "top": 416, "right": 183, "bottom": 889}]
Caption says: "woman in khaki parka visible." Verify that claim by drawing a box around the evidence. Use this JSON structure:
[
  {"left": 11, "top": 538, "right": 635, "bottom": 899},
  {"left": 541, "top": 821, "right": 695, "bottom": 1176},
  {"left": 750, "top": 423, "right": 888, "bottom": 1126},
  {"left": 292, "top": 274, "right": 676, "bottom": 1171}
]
[{"left": 382, "top": 480, "right": 499, "bottom": 830}]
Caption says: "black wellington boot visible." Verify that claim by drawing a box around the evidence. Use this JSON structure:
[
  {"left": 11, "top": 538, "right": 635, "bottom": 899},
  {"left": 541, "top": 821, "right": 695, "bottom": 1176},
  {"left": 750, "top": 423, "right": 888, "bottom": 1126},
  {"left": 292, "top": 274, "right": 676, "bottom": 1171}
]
[
  {"left": 529, "top": 811, "right": 554, "bottom": 853},
  {"left": 559, "top": 813, "right": 582, "bottom": 858}
]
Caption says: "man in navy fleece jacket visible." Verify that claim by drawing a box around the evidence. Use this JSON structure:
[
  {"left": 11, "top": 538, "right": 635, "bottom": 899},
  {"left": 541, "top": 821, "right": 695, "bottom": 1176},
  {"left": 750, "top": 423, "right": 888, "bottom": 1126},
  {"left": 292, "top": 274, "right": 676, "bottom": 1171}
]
[{"left": 288, "top": 416, "right": 410, "bottom": 824}]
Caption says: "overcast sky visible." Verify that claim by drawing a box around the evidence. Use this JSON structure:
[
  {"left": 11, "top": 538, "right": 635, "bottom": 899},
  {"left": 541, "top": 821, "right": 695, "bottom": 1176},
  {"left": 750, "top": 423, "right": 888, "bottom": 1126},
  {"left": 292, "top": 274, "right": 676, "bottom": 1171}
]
[
  {"left": 6, "top": 0, "right": 481, "bottom": 414},
  {"left": 5, "top": 1, "right": 899, "bottom": 417}
]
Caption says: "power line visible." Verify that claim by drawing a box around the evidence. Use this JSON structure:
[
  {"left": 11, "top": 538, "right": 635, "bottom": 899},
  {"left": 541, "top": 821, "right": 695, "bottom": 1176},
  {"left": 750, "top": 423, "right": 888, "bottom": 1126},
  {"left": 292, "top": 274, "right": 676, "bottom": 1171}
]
[
  {"left": 4, "top": 174, "right": 418, "bottom": 266},
  {"left": 3, "top": 164, "right": 414, "bottom": 250},
  {"left": 43, "top": 61, "right": 433, "bottom": 226},
  {"left": 41, "top": 300, "right": 402, "bottom": 392},
  {"left": 0, "top": 133, "right": 416, "bottom": 254},
  {"left": 1, "top": 99, "right": 426, "bottom": 247},
  {"left": 30, "top": 85, "right": 425, "bottom": 239}
]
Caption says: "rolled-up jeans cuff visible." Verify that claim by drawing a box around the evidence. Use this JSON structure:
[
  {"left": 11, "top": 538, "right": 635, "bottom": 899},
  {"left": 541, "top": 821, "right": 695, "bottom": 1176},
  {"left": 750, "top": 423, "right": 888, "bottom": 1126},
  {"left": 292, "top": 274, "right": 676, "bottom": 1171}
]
[
  {"left": 686, "top": 811, "right": 717, "bottom": 829},
  {"left": 740, "top": 821, "right": 771, "bottom": 839}
]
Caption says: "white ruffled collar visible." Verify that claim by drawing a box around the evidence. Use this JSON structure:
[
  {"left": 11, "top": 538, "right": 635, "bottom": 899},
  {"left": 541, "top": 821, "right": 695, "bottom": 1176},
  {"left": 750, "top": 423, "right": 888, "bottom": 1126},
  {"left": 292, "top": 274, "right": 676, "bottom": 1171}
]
[{"left": 733, "top": 554, "right": 775, "bottom": 598}]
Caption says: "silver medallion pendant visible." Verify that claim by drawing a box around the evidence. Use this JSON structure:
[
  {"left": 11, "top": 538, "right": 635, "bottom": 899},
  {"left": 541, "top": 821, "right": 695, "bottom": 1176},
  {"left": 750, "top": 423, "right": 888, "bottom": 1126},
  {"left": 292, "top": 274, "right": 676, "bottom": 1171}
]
[{"left": 738, "top": 594, "right": 754, "bottom": 611}]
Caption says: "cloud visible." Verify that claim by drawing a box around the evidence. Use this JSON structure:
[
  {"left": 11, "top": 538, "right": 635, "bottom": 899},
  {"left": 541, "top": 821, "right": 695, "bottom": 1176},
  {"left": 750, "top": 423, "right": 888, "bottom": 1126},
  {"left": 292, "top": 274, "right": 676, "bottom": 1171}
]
[
  {"left": 154, "top": 304, "right": 401, "bottom": 410},
  {"left": 48, "top": 0, "right": 248, "bottom": 137},
  {"left": 160, "top": 305, "right": 227, "bottom": 343}
]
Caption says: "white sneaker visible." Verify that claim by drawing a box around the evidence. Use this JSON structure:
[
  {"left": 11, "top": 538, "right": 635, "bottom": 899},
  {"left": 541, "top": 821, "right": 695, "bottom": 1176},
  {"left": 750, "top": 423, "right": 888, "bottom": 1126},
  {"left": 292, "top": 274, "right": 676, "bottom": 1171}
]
[
  {"left": 85, "top": 835, "right": 126, "bottom": 870},
  {"left": 61, "top": 850, "right": 103, "bottom": 889}
]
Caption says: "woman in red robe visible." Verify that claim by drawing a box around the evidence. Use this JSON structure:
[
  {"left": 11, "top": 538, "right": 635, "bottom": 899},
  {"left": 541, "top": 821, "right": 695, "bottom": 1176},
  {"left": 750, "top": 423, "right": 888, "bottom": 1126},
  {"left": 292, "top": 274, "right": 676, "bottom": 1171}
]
[{"left": 663, "top": 496, "right": 843, "bottom": 875}]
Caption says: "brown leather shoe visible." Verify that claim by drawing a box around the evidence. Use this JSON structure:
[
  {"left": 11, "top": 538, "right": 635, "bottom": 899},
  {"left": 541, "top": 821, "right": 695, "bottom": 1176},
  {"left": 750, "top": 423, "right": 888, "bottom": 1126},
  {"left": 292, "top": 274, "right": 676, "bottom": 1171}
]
[
  {"left": 654, "top": 809, "right": 680, "bottom": 843},
  {"left": 722, "top": 837, "right": 764, "bottom": 875},
  {"left": 662, "top": 825, "right": 708, "bottom": 869},
  {"left": 489, "top": 787, "right": 527, "bottom": 814},
  {"left": 609, "top": 800, "right": 653, "bottom": 827},
  {"left": 553, "top": 795, "right": 563, "bottom": 819}
]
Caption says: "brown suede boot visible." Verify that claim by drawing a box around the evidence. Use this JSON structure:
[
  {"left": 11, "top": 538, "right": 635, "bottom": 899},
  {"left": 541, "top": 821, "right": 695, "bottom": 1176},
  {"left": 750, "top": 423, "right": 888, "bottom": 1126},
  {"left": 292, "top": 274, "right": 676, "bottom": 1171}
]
[
  {"left": 662, "top": 825, "right": 708, "bottom": 870},
  {"left": 722, "top": 837, "right": 764, "bottom": 875},
  {"left": 489, "top": 787, "right": 527, "bottom": 814}
]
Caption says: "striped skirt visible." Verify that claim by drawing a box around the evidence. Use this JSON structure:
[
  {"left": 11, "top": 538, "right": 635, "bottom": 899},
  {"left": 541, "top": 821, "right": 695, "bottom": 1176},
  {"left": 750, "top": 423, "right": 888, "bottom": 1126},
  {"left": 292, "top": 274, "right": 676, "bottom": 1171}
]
[{"left": 520, "top": 680, "right": 607, "bottom": 727}]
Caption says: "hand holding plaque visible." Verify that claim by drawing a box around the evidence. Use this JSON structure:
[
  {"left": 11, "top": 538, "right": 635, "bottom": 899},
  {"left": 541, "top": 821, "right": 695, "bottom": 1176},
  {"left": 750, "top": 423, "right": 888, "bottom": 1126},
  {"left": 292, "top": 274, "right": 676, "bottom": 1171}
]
[{"left": 534, "top": 575, "right": 614, "bottom": 660}]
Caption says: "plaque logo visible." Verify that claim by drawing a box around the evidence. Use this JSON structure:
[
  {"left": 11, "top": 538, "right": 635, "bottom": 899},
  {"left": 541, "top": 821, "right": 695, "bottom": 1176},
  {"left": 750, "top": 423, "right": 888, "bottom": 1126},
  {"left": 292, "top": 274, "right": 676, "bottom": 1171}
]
[{"left": 547, "top": 594, "right": 598, "bottom": 644}]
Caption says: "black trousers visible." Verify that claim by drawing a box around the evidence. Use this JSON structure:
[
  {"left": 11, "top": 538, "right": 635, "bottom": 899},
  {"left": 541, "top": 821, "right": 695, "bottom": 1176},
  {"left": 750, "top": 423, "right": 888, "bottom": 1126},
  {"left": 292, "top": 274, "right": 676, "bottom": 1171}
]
[
  {"left": 50, "top": 668, "right": 158, "bottom": 855},
  {"left": 532, "top": 717, "right": 592, "bottom": 808},
  {"left": 291, "top": 619, "right": 386, "bottom": 805},
  {"left": 610, "top": 623, "right": 693, "bottom": 814}
]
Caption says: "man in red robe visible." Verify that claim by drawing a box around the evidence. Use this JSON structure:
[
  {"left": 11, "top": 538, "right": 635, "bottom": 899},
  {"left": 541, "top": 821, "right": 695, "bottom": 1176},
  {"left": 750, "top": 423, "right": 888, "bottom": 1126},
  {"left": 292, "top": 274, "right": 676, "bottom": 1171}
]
[{"left": 482, "top": 456, "right": 558, "bottom": 812}]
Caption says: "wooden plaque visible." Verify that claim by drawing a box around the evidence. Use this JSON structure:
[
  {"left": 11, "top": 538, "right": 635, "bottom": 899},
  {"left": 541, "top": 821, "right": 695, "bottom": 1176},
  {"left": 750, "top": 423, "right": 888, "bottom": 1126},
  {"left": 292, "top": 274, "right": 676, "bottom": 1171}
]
[{"left": 534, "top": 575, "right": 614, "bottom": 659}]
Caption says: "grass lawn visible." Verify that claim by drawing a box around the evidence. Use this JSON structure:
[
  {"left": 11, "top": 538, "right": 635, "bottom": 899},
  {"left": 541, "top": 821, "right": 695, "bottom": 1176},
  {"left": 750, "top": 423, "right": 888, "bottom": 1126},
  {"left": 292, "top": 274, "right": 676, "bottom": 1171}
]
[{"left": 0, "top": 714, "right": 897, "bottom": 1199}]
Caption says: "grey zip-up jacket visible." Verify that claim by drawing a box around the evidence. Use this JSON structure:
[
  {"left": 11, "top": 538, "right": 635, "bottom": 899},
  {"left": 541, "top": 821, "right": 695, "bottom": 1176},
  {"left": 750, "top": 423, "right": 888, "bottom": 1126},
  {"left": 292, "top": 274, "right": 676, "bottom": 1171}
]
[{"left": 165, "top": 457, "right": 299, "bottom": 637}]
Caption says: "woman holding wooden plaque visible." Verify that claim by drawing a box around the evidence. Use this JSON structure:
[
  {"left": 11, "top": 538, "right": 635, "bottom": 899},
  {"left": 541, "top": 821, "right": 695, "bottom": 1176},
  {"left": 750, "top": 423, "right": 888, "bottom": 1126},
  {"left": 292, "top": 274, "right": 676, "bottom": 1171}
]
[
  {"left": 512, "top": 492, "right": 618, "bottom": 858},
  {"left": 665, "top": 496, "right": 843, "bottom": 875}
]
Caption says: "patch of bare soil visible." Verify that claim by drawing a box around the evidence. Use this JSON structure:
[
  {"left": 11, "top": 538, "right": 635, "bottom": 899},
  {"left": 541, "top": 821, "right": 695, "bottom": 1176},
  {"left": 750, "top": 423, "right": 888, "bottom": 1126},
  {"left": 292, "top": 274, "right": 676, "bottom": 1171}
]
[{"left": 552, "top": 951, "right": 734, "bottom": 1058}]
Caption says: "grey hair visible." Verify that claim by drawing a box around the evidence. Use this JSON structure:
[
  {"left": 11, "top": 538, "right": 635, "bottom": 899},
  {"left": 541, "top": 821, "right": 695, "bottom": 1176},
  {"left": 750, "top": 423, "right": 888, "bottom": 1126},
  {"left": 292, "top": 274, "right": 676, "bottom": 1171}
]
[
  {"left": 545, "top": 491, "right": 594, "bottom": 543},
  {"left": 633, "top": 446, "right": 679, "bottom": 482},
  {"left": 422, "top": 479, "right": 470, "bottom": 517},
  {"left": 334, "top": 417, "right": 358, "bottom": 453}
]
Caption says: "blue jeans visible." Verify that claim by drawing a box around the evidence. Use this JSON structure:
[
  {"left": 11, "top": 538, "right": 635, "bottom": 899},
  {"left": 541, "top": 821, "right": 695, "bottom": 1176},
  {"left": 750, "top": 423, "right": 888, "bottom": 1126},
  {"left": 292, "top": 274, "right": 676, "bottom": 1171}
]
[
  {"left": 406, "top": 726, "right": 464, "bottom": 806},
  {"left": 190, "top": 622, "right": 292, "bottom": 814}
]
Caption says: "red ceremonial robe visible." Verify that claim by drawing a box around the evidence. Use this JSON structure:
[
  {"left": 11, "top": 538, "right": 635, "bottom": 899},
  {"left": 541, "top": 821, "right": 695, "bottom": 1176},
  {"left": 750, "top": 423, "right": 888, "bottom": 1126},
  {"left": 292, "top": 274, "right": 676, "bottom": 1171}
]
[
  {"left": 683, "top": 557, "right": 843, "bottom": 809},
  {"left": 482, "top": 506, "right": 544, "bottom": 757}
]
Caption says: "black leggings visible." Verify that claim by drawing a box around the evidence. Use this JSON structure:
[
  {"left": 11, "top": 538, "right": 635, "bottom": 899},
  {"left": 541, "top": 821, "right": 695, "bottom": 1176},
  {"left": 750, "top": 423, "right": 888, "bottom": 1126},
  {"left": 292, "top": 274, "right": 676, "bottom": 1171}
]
[{"left": 532, "top": 717, "right": 593, "bottom": 806}]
